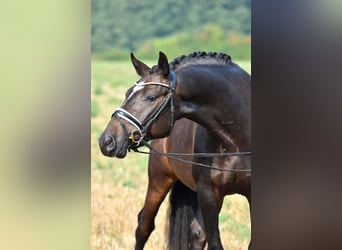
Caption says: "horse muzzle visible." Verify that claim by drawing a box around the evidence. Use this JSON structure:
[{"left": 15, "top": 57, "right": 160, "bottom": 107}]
[{"left": 98, "top": 132, "right": 127, "bottom": 158}]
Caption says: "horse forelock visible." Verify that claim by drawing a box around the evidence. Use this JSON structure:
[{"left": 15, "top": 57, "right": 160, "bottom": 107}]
[{"left": 169, "top": 51, "right": 232, "bottom": 70}]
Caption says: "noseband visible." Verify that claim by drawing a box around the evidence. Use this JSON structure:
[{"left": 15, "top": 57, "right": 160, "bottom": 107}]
[{"left": 111, "top": 71, "right": 177, "bottom": 147}]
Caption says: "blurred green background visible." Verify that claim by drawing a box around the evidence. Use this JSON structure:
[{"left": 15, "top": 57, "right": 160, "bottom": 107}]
[
  {"left": 0, "top": 1, "right": 90, "bottom": 250},
  {"left": 92, "top": 0, "right": 250, "bottom": 61}
]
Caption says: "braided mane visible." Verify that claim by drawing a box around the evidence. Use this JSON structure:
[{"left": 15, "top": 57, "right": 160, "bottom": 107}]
[{"left": 169, "top": 51, "right": 232, "bottom": 70}]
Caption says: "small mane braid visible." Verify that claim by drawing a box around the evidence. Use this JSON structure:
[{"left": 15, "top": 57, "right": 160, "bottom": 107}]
[{"left": 169, "top": 52, "right": 232, "bottom": 70}]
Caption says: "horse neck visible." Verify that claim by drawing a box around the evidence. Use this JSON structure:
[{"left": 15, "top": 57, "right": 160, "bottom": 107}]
[{"left": 176, "top": 66, "right": 251, "bottom": 151}]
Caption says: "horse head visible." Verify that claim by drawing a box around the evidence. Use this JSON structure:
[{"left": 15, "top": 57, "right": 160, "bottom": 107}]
[{"left": 99, "top": 52, "right": 178, "bottom": 158}]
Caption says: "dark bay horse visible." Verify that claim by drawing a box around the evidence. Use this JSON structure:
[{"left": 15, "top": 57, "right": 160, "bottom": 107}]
[{"left": 99, "top": 51, "right": 251, "bottom": 250}]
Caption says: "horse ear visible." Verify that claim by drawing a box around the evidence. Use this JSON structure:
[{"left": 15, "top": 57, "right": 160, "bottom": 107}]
[
  {"left": 158, "top": 51, "right": 170, "bottom": 77},
  {"left": 130, "top": 52, "right": 150, "bottom": 76}
]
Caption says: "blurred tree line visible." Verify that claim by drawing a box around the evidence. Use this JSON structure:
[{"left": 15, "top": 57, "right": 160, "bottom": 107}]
[{"left": 92, "top": 0, "right": 250, "bottom": 60}]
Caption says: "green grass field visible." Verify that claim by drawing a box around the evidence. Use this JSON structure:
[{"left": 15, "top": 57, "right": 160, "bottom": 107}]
[{"left": 91, "top": 59, "right": 251, "bottom": 250}]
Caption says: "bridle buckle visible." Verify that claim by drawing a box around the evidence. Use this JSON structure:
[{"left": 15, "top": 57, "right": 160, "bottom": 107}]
[{"left": 129, "top": 130, "right": 143, "bottom": 146}]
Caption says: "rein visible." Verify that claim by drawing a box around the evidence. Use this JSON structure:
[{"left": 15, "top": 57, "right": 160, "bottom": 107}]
[{"left": 131, "top": 140, "right": 252, "bottom": 172}]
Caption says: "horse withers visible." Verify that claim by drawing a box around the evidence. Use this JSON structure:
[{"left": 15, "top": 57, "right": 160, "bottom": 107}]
[{"left": 99, "top": 51, "right": 251, "bottom": 250}]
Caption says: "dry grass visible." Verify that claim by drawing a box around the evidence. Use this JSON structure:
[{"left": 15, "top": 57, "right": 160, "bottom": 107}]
[{"left": 91, "top": 60, "right": 251, "bottom": 249}]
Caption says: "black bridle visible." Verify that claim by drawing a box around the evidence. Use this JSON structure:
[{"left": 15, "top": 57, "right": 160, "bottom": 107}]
[
  {"left": 111, "top": 70, "right": 251, "bottom": 172},
  {"left": 111, "top": 71, "right": 177, "bottom": 147}
]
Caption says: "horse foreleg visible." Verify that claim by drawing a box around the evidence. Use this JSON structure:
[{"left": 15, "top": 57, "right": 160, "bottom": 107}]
[
  {"left": 190, "top": 208, "right": 206, "bottom": 250},
  {"left": 197, "top": 184, "right": 224, "bottom": 250},
  {"left": 135, "top": 175, "right": 175, "bottom": 250}
]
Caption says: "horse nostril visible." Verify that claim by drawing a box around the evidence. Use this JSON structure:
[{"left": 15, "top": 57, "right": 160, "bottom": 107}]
[
  {"left": 104, "top": 135, "right": 113, "bottom": 145},
  {"left": 104, "top": 134, "right": 116, "bottom": 151}
]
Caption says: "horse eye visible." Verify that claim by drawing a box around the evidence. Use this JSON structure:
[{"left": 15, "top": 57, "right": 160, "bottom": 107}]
[{"left": 145, "top": 95, "right": 157, "bottom": 102}]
